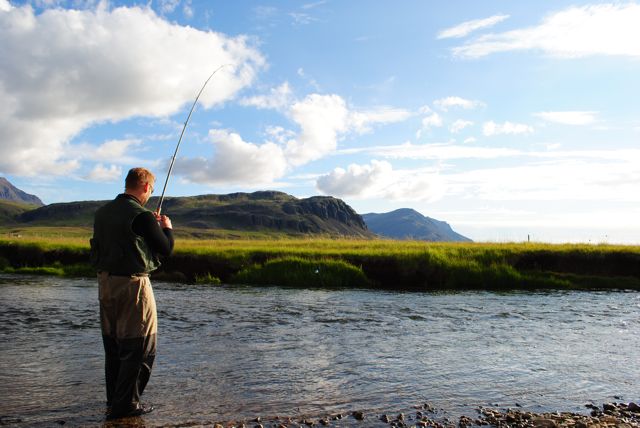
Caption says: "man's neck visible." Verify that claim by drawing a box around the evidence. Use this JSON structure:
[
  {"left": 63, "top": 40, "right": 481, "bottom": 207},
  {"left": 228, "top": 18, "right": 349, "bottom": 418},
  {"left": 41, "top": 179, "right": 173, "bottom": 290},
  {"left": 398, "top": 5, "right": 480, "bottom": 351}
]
[{"left": 123, "top": 191, "right": 143, "bottom": 205}]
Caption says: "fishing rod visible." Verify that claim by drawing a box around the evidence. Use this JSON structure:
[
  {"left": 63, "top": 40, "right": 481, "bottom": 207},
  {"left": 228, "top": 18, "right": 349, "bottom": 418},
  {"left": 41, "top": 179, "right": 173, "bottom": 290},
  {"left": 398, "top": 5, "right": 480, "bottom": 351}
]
[{"left": 155, "top": 64, "right": 230, "bottom": 214}]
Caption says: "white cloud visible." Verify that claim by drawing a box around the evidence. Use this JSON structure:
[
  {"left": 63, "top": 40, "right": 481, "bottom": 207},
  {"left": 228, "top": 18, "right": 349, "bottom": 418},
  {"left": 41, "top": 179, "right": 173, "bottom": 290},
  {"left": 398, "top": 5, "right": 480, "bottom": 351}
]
[
  {"left": 264, "top": 125, "right": 296, "bottom": 144},
  {"left": 174, "top": 129, "right": 287, "bottom": 185},
  {"left": 86, "top": 164, "right": 122, "bottom": 182},
  {"left": 93, "top": 139, "right": 142, "bottom": 161},
  {"left": 450, "top": 119, "right": 474, "bottom": 133},
  {"left": 349, "top": 107, "right": 413, "bottom": 133},
  {"left": 0, "top": 3, "right": 264, "bottom": 176},
  {"left": 316, "top": 160, "right": 444, "bottom": 202},
  {"left": 483, "top": 121, "right": 533, "bottom": 136},
  {"left": 283, "top": 94, "right": 410, "bottom": 166},
  {"left": 453, "top": 4, "right": 640, "bottom": 58},
  {"left": 240, "top": 82, "right": 293, "bottom": 110},
  {"left": 464, "top": 137, "right": 477, "bottom": 144},
  {"left": 416, "top": 112, "right": 443, "bottom": 138},
  {"left": 434, "top": 96, "right": 484, "bottom": 111},
  {"left": 437, "top": 14, "right": 509, "bottom": 39},
  {"left": 316, "top": 160, "right": 392, "bottom": 198},
  {"left": 285, "top": 94, "right": 350, "bottom": 166},
  {"left": 534, "top": 111, "right": 597, "bottom": 125}
]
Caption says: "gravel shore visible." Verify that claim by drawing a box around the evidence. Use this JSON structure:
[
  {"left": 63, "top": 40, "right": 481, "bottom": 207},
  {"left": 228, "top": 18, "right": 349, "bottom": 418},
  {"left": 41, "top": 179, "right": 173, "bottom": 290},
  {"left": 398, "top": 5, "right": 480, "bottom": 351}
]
[{"left": 99, "top": 401, "right": 640, "bottom": 428}]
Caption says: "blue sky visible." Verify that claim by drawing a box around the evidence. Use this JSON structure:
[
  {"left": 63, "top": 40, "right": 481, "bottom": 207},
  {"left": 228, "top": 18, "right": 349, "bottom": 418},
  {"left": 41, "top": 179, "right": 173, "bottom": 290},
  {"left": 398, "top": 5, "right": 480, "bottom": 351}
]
[{"left": 1, "top": 0, "right": 639, "bottom": 243}]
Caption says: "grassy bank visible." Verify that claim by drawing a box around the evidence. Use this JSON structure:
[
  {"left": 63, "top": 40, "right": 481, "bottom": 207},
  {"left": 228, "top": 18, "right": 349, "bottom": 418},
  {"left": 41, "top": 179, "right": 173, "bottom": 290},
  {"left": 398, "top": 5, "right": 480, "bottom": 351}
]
[{"left": 1, "top": 229, "right": 640, "bottom": 290}]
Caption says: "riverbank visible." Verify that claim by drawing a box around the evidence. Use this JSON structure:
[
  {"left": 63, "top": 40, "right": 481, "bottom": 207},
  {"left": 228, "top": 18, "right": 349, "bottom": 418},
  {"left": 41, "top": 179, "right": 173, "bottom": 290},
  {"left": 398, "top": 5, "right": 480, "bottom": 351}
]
[
  {"left": 96, "top": 401, "right": 640, "bottom": 427},
  {"left": 1, "top": 230, "right": 640, "bottom": 289}
]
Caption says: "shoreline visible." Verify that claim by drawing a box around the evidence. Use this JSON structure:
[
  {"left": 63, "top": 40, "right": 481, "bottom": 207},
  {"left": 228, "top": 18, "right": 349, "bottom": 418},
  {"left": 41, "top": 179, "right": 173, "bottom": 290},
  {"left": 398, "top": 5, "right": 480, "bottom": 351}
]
[
  {"left": 132, "top": 401, "right": 640, "bottom": 428},
  {"left": 5, "top": 401, "right": 639, "bottom": 427}
]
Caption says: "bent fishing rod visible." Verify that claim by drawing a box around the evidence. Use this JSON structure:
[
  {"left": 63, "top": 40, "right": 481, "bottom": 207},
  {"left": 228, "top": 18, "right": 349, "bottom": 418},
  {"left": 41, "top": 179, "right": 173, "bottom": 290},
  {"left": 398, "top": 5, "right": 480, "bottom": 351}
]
[{"left": 155, "top": 64, "right": 229, "bottom": 214}]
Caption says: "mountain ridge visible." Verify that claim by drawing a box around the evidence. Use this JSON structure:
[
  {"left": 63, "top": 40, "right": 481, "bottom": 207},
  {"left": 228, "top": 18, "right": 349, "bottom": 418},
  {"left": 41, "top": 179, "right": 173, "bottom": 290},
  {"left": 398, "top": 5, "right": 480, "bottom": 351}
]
[
  {"left": 12, "top": 191, "right": 373, "bottom": 237},
  {"left": 362, "top": 208, "right": 471, "bottom": 242}
]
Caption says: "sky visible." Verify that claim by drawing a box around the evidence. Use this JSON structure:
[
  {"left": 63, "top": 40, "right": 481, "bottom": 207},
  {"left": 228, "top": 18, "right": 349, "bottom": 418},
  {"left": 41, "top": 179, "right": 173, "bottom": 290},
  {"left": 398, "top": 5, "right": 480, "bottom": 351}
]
[{"left": 1, "top": 0, "right": 639, "bottom": 243}]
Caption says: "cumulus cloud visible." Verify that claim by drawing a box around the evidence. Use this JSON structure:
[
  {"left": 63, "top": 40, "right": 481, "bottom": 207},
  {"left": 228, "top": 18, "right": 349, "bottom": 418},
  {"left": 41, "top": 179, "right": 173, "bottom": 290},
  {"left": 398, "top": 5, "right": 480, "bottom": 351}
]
[
  {"left": 452, "top": 4, "right": 640, "bottom": 58},
  {"left": 483, "top": 121, "right": 533, "bottom": 136},
  {"left": 0, "top": 3, "right": 264, "bottom": 176},
  {"left": 285, "top": 94, "right": 350, "bottom": 166},
  {"left": 175, "top": 92, "right": 413, "bottom": 184},
  {"left": 86, "top": 164, "right": 122, "bottom": 181},
  {"left": 316, "top": 160, "right": 444, "bottom": 202},
  {"left": 174, "top": 129, "right": 287, "bottom": 185},
  {"left": 534, "top": 111, "right": 597, "bottom": 125},
  {"left": 434, "top": 96, "right": 484, "bottom": 111},
  {"left": 316, "top": 160, "right": 392, "bottom": 198},
  {"left": 283, "top": 94, "right": 410, "bottom": 166},
  {"left": 240, "top": 82, "right": 293, "bottom": 110},
  {"left": 437, "top": 14, "right": 509, "bottom": 39}
]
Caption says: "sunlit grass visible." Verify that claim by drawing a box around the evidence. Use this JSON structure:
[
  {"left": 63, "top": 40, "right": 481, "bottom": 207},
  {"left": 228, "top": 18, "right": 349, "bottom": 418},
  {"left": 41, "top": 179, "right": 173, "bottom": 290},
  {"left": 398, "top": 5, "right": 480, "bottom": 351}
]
[{"left": 1, "top": 227, "right": 639, "bottom": 289}]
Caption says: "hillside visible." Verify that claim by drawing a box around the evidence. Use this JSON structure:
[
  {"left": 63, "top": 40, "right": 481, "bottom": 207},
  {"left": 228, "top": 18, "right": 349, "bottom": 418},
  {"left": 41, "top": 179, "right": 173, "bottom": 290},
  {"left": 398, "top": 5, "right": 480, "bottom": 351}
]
[
  {"left": 0, "top": 177, "right": 44, "bottom": 206},
  {"left": 362, "top": 208, "right": 471, "bottom": 242},
  {"left": 15, "top": 191, "right": 373, "bottom": 238},
  {"left": 0, "top": 200, "right": 40, "bottom": 225}
]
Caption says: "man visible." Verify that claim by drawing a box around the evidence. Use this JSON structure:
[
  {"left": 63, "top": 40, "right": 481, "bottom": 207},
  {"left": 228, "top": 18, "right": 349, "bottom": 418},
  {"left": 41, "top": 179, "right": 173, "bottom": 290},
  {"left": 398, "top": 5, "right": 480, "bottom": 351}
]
[{"left": 90, "top": 167, "right": 173, "bottom": 420}]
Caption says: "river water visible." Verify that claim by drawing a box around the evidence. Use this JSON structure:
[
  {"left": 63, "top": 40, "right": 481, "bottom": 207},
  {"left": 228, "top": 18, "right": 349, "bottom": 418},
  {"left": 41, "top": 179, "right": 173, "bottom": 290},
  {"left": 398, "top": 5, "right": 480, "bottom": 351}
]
[{"left": 0, "top": 274, "right": 638, "bottom": 427}]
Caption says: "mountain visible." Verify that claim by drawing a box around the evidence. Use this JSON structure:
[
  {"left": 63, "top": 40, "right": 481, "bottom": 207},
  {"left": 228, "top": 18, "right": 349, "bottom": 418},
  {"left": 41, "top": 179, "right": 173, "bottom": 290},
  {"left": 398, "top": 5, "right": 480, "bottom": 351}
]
[
  {"left": 362, "top": 208, "right": 471, "bottom": 242},
  {"left": 16, "top": 191, "right": 373, "bottom": 237},
  {"left": 0, "top": 177, "right": 44, "bottom": 206}
]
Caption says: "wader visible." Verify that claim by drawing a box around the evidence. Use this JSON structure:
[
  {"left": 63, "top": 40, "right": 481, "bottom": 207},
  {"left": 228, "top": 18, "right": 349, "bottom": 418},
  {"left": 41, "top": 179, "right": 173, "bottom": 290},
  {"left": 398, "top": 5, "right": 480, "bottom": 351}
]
[{"left": 98, "top": 271, "right": 157, "bottom": 415}]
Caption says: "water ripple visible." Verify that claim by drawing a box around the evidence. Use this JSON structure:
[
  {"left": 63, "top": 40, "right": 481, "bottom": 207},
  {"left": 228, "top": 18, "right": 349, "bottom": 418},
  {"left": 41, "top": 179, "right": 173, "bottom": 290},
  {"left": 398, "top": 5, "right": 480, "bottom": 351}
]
[{"left": 0, "top": 275, "right": 639, "bottom": 427}]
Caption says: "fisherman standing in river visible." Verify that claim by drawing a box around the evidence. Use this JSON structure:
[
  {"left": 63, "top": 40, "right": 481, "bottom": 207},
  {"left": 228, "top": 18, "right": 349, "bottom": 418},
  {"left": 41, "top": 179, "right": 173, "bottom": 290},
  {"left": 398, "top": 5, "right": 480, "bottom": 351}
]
[{"left": 90, "top": 167, "right": 174, "bottom": 420}]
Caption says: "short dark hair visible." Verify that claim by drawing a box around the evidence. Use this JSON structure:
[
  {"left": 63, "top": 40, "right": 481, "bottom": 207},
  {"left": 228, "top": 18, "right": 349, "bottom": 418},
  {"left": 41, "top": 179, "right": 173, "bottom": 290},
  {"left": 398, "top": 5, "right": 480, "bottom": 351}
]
[{"left": 125, "top": 167, "right": 155, "bottom": 190}]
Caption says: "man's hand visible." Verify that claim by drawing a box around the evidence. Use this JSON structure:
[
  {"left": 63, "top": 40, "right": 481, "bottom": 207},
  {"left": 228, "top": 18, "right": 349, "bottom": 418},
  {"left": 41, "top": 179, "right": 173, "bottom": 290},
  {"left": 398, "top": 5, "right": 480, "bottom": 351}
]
[{"left": 154, "top": 212, "right": 173, "bottom": 229}]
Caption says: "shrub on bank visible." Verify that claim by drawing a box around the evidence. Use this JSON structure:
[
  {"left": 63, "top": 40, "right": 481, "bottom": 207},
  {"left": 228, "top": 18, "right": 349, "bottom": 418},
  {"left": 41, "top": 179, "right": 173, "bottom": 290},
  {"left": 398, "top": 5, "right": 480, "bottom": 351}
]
[{"left": 232, "top": 256, "right": 370, "bottom": 288}]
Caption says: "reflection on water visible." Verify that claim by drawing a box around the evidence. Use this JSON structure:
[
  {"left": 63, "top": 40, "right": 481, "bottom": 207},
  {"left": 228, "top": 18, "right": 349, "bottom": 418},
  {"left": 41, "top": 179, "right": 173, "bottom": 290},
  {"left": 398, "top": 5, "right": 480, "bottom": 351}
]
[{"left": 1, "top": 274, "right": 639, "bottom": 426}]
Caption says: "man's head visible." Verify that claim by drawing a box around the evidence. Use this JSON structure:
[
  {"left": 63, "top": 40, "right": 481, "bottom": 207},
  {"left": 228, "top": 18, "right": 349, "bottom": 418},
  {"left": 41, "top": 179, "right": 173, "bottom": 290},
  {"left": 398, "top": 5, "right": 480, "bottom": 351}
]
[{"left": 124, "top": 167, "right": 155, "bottom": 206}]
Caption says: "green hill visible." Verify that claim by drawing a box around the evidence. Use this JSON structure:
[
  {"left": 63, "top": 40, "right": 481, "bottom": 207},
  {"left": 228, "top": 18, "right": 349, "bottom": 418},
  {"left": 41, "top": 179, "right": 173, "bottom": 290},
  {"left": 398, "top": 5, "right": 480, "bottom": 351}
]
[
  {"left": 15, "top": 191, "right": 373, "bottom": 238},
  {"left": 0, "top": 200, "right": 40, "bottom": 225}
]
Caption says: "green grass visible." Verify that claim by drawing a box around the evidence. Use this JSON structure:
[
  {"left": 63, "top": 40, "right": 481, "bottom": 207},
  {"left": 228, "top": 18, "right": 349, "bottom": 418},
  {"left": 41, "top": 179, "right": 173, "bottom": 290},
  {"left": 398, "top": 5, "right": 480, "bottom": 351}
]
[
  {"left": 1, "top": 229, "right": 640, "bottom": 290},
  {"left": 232, "top": 256, "right": 369, "bottom": 288}
]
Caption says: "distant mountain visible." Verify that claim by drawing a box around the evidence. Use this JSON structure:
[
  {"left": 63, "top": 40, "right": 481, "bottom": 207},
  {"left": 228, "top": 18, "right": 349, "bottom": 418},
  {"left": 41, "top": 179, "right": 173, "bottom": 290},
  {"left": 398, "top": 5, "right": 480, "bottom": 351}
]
[
  {"left": 362, "top": 208, "right": 471, "bottom": 242},
  {"left": 16, "top": 191, "right": 373, "bottom": 238},
  {"left": 0, "top": 177, "right": 44, "bottom": 206}
]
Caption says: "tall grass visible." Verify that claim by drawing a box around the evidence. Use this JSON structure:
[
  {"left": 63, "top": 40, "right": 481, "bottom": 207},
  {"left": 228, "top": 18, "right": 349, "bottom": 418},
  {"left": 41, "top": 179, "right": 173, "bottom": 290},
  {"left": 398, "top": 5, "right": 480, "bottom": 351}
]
[
  {"left": 232, "top": 256, "right": 369, "bottom": 288},
  {"left": 1, "top": 232, "right": 639, "bottom": 290}
]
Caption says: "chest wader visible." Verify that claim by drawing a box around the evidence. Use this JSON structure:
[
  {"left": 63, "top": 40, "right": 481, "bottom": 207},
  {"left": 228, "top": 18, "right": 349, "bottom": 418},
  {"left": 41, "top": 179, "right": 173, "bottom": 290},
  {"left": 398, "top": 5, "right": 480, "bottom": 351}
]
[
  {"left": 91, "top": 195, "right": 161, "bottom": 417},
  {"left": 99, "top": 272, "right": 157, "bottom": 416}
]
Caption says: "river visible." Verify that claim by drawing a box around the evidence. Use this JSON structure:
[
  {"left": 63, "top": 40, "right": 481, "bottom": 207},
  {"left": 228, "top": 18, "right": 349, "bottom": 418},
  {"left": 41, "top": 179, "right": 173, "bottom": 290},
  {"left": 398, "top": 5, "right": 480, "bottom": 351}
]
[{"left": 0, "top": 274, "right": 638, "bottom": 427}]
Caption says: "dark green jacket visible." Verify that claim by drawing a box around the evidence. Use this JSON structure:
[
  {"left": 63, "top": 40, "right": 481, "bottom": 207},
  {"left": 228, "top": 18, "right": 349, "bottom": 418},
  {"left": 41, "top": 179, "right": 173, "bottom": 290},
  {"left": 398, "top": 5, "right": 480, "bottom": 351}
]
[{"left": 90, "top": 194, "right": 160, "bottom": 274}]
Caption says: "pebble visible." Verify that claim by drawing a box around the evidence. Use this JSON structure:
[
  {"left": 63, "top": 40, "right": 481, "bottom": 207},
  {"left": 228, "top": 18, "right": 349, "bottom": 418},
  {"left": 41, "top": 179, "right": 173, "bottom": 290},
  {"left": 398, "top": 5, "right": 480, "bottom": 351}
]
[{"left": 352, "top": 410, "right": 365, "bottom": 420}]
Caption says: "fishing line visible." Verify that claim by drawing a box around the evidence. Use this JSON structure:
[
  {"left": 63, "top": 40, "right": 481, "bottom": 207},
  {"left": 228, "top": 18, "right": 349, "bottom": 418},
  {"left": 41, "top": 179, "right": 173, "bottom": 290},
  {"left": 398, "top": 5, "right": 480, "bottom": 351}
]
[{"left": 155, "top": 64, "right": 230, "bottom": 214}]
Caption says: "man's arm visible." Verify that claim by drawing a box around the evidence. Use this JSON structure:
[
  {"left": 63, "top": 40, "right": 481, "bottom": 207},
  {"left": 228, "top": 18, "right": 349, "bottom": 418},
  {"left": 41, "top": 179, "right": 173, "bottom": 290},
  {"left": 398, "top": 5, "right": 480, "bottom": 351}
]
[{"left": 132, "top": 211, "right": 174, "bottom": 256}]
